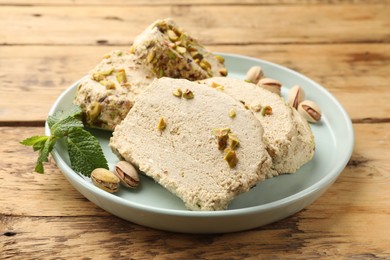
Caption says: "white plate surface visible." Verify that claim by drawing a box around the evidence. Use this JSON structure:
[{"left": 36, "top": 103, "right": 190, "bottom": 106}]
[{"left": 47, "top": 53, "right": 354, "bottom": 233}]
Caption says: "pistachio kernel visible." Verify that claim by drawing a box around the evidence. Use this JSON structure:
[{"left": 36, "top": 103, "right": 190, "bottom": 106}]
[
  {"left": 227, "top": 133, "right": 239, "bottom": 150},
  {"left": 261, "top": 105, "right": 273, "bottom": 116},
  {"left": 172, "top": 88, "right": 182, "bottom": 97},
  {"left": 157, "top": 117, "right": 167, "bottom": 131},
  {"left": 146, "top": 52, "right": 155, "bottom": 63},
  {"left": 88, "top": 101, "right": 102, "bottom": 122},
  {"left": 129, "top": 45, "right": 135, "bottom": 54},
  {"left": 190, "top": 51, "right": 203, "bottom": 60},
  {"left": 182, "top": 89, "right": 194, "bottom": 99},
  {"left": 100, "top": 68, "right": 114, "bottom": 76},
  {"left": 215, "top": 55, "right": 225, "bottom": 64},
  {"left": 224, "top": 149, "right": 238, "bottom": 168},
  {"left": 212, "top": 127, "right": 230, "bottom": 150},
  {"left": 251, "top": 103, "right": 262, "bottom": 112},
  {"left": 228, "top": 108, "right": 236, "bottom": 118},
  {"left": 99, "top": 80, "right": 116, "bottom": 90},
  {"left": 176, "top": 46, "right": 187, "bottom": 54},
  {"left": 167, "top": 29, "right": 179, "bottom": 41},
  {"left": 116, "top": 69, "right": 127, "bottom": 84},
  {"left": 219, "top": 68, "right": 228, "bottom": 76},
  {"left": 200, "top": 60, "right": 211, "bottom": 70},
  {"left": 92, "top": 72, "right": 105, "bottom": 82},
  {"left": 211, "top": 82, "right": 224, "bottom": 91}
]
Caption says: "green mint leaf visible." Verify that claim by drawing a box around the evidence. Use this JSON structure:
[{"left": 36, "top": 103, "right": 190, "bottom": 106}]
[
  {"left": 67, "top": 128, "right": 108, "bottom": 177},
  {"left": 51, "top": 116, "right": 83, "bottom": 137},
  {"left": 47, "top": 104, "right": 82, "bottom": 128},
  {"left": 35, "top": 136, "right": 57, "bottom": 174},
  {"left": 20, "top": 135, "right": 49, "bottom": 146}
]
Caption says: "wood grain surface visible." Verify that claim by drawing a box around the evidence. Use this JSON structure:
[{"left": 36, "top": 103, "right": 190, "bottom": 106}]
[{"left": 1, "top": 0, "right": 389, "bottom": 259}]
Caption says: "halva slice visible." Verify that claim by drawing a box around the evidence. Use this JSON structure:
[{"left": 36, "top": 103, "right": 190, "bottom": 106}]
[
  {"left": 110, "top": 77, "right": 273, "bottom": 211},
  {"left": 73, "top": 50, "right": 154, "bottom": 130},
  {"left": 131, "top": 18, "right": 227, "bottom": 81},
  {"left": 200, "top": 77, "right": 315, "bottom": 176}
]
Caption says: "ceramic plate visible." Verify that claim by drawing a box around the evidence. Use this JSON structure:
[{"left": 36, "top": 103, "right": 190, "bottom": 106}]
[{"left": 47, "top": 53, "right": 354, "bottom": 233}]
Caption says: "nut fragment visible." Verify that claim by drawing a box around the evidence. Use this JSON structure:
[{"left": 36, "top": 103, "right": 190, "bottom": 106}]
[
  {"left": 100, "top": 80, "right": 116, "bottom": 90},
  {"left": 228, "top": 108, "right": 236, "bottom": 118},
  {"left": 114, "top": 161, "right": 139, "bottom": 189},
  {"left": 182, "top": 89, "right": 194, "bottom": 99},
  {"left": 219, "top": 68, "right": 228, "bottom": 76},
  {"left": 261, "top": 105, "right": 273, "bottom": 116},
  {"left": 167, "top": 29, "right": 179, "bottom": 41},
  {"left": 88, "top": 101, "right": 102, "bottom": 122},
  {"left": 100, "top": 68, "right": 114, "bottom": 76},
  {"left": 298, "top": 100, "right": 322, "bottom": 123},
  {"left": 116, "top": 69, "right": 127, "bottom": 84},
  {"left": 92, "top": 72, "right": 105, "bottom": 82},
  {"left": 224, "top": 149, "right": 238, "bottom": 168},
  {"left": 176, "top": 46, "right": 187, "bottom": 54},
  {"left": 245, "top": 66, "right": 264, "bottom": 84},
  {"left": 227, "top": 133, "right": 239, "bottom": 150},
  {"left": 250, "top": 103, "right": 262, "bottom": 112},
  {"left": 157, "top": 117, "right": 167, "bottom": 131},
  {"left": 172, "top": 88, "right": 182, "bottom": 97},
  {"left": 212, "top": 127, "right": 231, "bottom": 150},
  {"left": 288, "top": 85, "right": 305, "bottom": 109},
  {"left": 215, "top": 55, "right": 225, "bottom": 64},
  {"left": 257, "top": 78, "right": 282, "bottom": 96},
  {"left": 146, "top": 52, "right": 155, "bottom": 63},
  {"left": 91, "top": 168, "right": 120, "bottom": 193},
  {"left": 211, "top": 82, "right": 224, "bottom": 91}
]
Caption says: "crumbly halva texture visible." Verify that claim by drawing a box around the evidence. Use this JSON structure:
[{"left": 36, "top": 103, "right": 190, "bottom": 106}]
[
  {"left": 131, "top": 18, "right": 227, "bottom": 81},
  {"left": 110, "top": 77, "right": 274, "bottom": 211},
  {"left": 73, "top": 50, "right": 154, "bottom": 130},
  {"left": 200, "top": 77, "right": 315, "bottom": 176}
]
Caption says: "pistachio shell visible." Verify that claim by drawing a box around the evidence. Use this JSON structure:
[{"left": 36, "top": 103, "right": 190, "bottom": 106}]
[
  {"left": 287, "top": 85, "right": 305, "bottom": 109},
  {"left": 257, "top": 78, "right": 282, "bottom": 96},
  {"left": 245, "top": 66, "right": 264, "bottom": 84},
  {"left": 91, "top": 168, "right": 120, "bottom": 193},
  {"left": 114, "top": 161, "right": 139, "bottom": 189},
  {"left": 298, "top": 100, "right": 322, "bottom": 123}
]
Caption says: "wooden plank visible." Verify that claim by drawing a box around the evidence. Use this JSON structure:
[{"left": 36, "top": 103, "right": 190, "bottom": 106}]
[
  {"left": 0, "top": 44, "right": 389, "bottom": 122},
  {"left": 0, "top": 5, "right": 389, "bottom": 45},
  {"left": 1, "top": 0, "right": 389, "bottom": 6},
  {"left": 1, "top": 124, "right": 389, "bottom": 258}
]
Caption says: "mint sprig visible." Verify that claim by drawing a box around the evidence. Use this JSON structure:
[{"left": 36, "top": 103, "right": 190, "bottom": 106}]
[{"left": 21, "top": 104, "right": 108, "bottom": 176}]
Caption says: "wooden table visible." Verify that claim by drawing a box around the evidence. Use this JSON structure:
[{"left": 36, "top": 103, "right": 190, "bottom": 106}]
[{"left": 1, "top": 0, "right": 389, "bottom": 258}]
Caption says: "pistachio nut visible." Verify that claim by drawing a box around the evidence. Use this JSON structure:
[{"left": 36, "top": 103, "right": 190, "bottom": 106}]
[
  {"left": 224, "top": 148, "right": 238, "bottom": 168},
  {"left": 219, "top": 68, "right": 228, "bottom": 76},
  {"left": 245, "top": 66, "right": 264, "bottom": 84},
  {"left": 182, "top": 89, "right": 194, "bottom": 99},
  {"left": 157, "top": 117, "right": 167, "bottom": 131},
  {"left": 91, "top": 168, "right": 120, "bottom": 193},
  {"left": 287, "top": 85, "right": 305, "bottom": 109},
  {"left": 88, "top": 101, "right": 102, "bottom": 122},
  {"left": 257, "top": 78, "right": 282, "bottom": 96},
  {"left": 114, "top": 161, "right": 139, "bottom": 189},
  {"left": 298, "top": 100, "right": 322, "bottom": 123}
]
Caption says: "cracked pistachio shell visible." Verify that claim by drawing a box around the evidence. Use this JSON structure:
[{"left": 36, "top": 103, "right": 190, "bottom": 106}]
[
  {"left": 114, "top": 161, "right": 140, "bottom": 189},
  {"left": 298, "top": 100, "right": 322, "bottom": 123},
  {"left": 257, "top": 78, "right": 282, "bottom": 96},
  {"left": 245, "top": 66, "right": 264, "bottom": 84},
  {"left": 288, "top": 85, "right": 305, "bottom": 109},
  {"left": 91, "top": 168, "right": 120, "bottom": 193}
]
